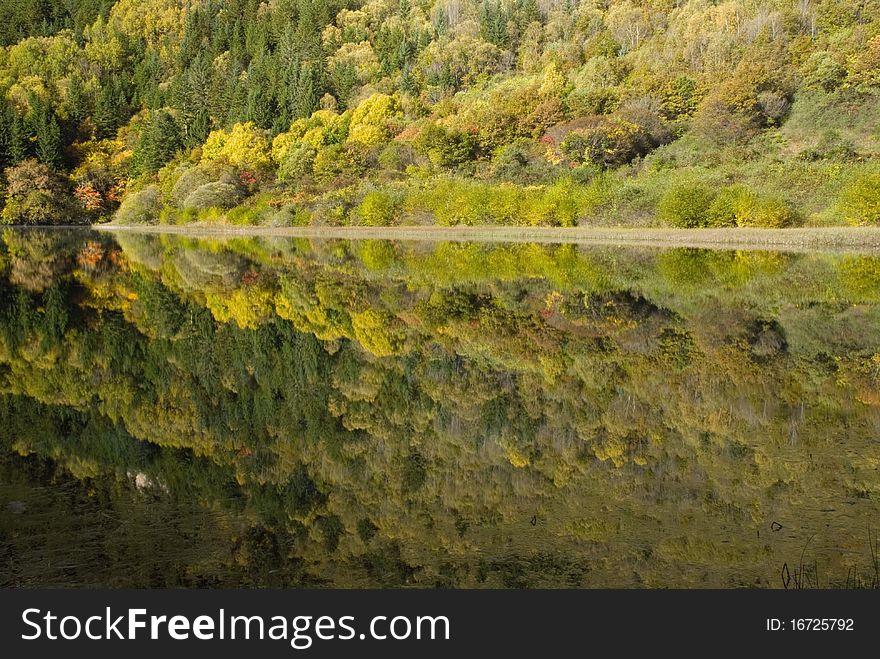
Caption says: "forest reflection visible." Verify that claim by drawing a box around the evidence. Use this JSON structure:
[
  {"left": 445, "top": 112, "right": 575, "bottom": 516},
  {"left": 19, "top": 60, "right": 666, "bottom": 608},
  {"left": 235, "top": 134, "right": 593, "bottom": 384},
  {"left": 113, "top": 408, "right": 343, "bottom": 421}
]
[{"left": 1, "top": 228, "right": 879, "bottom": 588}]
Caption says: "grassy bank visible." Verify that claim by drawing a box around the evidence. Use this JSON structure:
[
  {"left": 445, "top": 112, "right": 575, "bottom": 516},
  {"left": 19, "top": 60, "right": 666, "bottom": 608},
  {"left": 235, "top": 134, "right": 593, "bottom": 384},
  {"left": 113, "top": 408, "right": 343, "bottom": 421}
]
[{"left": 98, "top": 224, "right": 880, "bottom": 254}]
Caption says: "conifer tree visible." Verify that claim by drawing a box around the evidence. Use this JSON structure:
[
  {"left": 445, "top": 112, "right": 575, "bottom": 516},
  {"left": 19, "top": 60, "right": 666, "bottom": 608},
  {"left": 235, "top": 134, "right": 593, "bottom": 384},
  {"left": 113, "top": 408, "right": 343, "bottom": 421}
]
[
  {"left": 177, "top": 57, "right": 213, "bottom": 148},
  {"left": 35, "top": 111, "right": 63, "bottom": 171},
  {"left": 9, "top": 112, "right": 30, "bottom": 165},
  {"left": 94, "top": 79, "right": 128, "bottom": 140},
  {"left": 133, "top": 111, "right": 183, "bottom": 175}
]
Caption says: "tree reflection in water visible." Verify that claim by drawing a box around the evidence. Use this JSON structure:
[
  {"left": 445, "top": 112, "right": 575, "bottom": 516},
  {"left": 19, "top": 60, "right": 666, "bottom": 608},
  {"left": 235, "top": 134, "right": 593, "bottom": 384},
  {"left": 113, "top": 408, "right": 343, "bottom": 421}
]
[{"left": 1, "top": 229, "right": 879, "bottom": 588}]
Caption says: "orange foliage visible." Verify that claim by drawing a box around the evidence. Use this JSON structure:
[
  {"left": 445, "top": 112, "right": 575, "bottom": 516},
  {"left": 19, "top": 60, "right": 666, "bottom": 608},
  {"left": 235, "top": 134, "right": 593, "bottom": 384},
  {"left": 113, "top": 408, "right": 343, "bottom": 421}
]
[
  {"left": 77, "top": 241, "right": 104, "bottom": 268},
  {"left": 74, "top": 183, "right": 103, "bottom": 211}
]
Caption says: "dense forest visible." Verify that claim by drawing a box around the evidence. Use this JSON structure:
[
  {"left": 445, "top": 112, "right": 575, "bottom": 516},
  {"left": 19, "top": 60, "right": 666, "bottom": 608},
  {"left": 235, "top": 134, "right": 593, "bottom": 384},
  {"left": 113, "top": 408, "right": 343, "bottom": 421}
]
[
  {"left": 0, "top": 0, "right": 878, "bottom": 228},
  {"left": 2, "top": 228, "right": 880, "bottom": 586}
]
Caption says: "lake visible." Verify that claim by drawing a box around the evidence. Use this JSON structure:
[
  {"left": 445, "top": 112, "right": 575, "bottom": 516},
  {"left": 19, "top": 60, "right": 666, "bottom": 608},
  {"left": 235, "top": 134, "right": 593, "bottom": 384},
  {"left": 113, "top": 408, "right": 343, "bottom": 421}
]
[{"left": 1, "top": 227, "right": 879, "bottom": 588}]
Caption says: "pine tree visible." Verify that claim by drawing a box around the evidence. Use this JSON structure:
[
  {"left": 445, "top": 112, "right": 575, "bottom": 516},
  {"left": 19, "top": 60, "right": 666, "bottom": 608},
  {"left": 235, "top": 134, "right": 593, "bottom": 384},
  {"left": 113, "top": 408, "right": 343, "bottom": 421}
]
[
  {"left": 434, "top": 10, "right": 447, "bottom": 36},
  {"left": 438, "top": 63, "right": 457, "bottom": 93},
  {"left": 400, "top": 64, "right": 419, "bottom": 97},
  {"left": 9, "top": 112, "right": 30, "bottom": 165},
  {"left": 35, "top": 111, "right": 63, "bottom": 170},
  {"left": 292, "top": 0, "right": 326, "bottom": 62},
  {"left": 480, "top": 1, "right": 510, "bottom": 49},
  {"left": 133, "top": 111, "right": 183, "bottom": 175},
  {"left": 224, "top": 70, "right": 249, "bottom": 126},
  {"left": 246, "top": 87, "right": 276, "bottom": 130},
  {"left": 94, "top": 78, "right": 128, "bottom": 139},
  {"left": 177, "top": 57, "right": 213, "bottom": 148},
  {"left": 0, "top": 102, "right": 12, "bottom": 168},
  {"left": 331, "top": 62, "right": 357, "bottom": 109},
  {"left": 292, "top": 64, "right": 320, "bottom": 120},
  {"left": 66, "top": 72, "right": 90, "bottom": 128},
  {"left": 132, "top": 50, "right": 164, "bottom": 110},
  {"left": 244, "top": 54, "right": 276, "bottom": 130}
]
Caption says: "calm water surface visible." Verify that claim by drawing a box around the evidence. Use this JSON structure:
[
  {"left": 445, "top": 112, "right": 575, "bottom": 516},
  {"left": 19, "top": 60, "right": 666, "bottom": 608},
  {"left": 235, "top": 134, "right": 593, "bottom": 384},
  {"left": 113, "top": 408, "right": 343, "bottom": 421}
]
[{"left": 1, "top": 228, "right": 879, "bottom": 588}]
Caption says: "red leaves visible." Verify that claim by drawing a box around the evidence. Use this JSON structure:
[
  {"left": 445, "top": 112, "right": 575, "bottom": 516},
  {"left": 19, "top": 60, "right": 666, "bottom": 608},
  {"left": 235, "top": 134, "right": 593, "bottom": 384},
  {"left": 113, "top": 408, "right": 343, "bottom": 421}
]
[
  {"left": 74, "top": 183, "right": 103, "bottom": 210},
  {"left": 77, "top": 241, "right": 104, "bottom": 268}
]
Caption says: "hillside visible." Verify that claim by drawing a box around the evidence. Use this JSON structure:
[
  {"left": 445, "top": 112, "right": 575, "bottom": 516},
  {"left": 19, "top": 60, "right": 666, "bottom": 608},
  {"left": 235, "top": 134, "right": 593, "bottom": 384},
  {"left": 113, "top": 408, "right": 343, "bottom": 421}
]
[{"left": 0, "top": 0, "right": 879, "bottom": 228}]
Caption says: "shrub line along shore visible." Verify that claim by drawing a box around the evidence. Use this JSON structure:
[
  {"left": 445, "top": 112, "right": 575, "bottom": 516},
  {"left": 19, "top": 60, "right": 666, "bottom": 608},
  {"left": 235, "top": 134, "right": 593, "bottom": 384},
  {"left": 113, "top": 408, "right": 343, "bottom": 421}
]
[{"left": 96, "top": 225, "right": 880, "bottom": 254}]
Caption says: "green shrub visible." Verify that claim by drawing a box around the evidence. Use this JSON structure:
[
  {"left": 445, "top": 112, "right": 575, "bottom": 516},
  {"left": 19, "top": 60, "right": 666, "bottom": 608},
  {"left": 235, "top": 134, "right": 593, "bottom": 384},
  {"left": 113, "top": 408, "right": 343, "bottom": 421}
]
[
  {"left": 705, "top": 185, "right": 751, "bottom": 227},
  {"left": 569, "top": 162, "right": 603, "bottom": 184},
  {"left": 735, "top": 194, "right": 798, "bottom": 228},
  {"left": 799, "top": 129, "right": 857, "bottom": 162},
  {"left": 406, "top": 179, "right": 488, "bottom": 225},
  {"left": 838, "top": 169, "right": 880, "bottom": 225},
  {"left": 115, "top": 185, "right": 162, "bottom": 225},
  {"left": 801, "top": 52, "right": 847, "bottom": 93},
  {"left": 567, "top": 114, "right": 671, "bottom": 169},
  {"left": 181, "top": 182, "right": 242, "bottom": 210},
  {"left": 170, "top": 166, "right": 213, "bottom": 206},
  {"left": 580, "top": 171, "right": 618, "bottom": 212},
  {"left": 692, "top": 70, "right": 764, "bottom": 145},
  {"left": 566, "top": 87, "right": 619, "bottom": 117},
  {"left": 560, "top": 132, "right": 589, "bottom": 162},
  {"left": 357, "top": 190, "right": 397, "bottom": 226},
  {"left": 1, "top": 190, "right": 66, "bottom": 225},
  {"left": 227, "top": 202, "right": 270, "bottom": 225},
  {"left": 277, "top": 143, "right": 317, "bottom": 183},
  {"left": 658, "top": 179, "right": 717, "bottom": 227},
  {"left": 378, "top": 142, "right": 415, "bottom": 172},
  {"left": 413, "top": 122, "right": 478, "bottom": 169},
  {"left": 313, "top": 142, "right": 369, "bottom": 183},
  {"left": 660, "top": 75, "right": 698, "bottom": 119},
  {"left": 405, "top": 177, "right": 613, "bottom": 227},
  {"left": 491, "top": 139, "right": 549, "bottom": 183},
  {"left": 531, "top": 179, "right": 582, "bottom": 227},
  {"left": 266, "top": 205, "right": 311, "bottom": 227},
  {"left": 485, "top": 184, "right": 521, "bottom": 224},
  {"left": 311, "top": 187, "right": 357, "bottom": 225}
]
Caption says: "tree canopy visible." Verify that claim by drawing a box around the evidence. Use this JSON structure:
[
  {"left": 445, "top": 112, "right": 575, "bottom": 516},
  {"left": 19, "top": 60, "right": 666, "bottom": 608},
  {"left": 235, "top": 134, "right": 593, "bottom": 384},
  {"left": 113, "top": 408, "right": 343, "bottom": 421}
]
[{"left": 0, "top": 1, "right": 877, "bottom": 227}]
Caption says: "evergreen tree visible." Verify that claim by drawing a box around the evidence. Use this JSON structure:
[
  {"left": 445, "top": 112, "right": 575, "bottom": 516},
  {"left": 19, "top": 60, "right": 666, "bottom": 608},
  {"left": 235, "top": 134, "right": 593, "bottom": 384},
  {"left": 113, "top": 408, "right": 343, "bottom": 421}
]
[
  {"left": 94, "top": 78, "right": 128, "bottom": 140},
  {"left": 330, "top": 63, "right": 357, "bottom": 110},
  {"left": 224, "top": 70, "right": 249, "bottom": 127},
  {"left": 400, "top": 64, "right": 419, "bottom": 97},
  {"left": 66, "top": 72, "right": 90, "bottom": 128},
  {"left": 132, "top": 49, "right": 164, "bottom": 110},
  {"left": 292, "top": 64, "right": 320, "bottom": 121},
  {"left": 177, "top": 57, "right": 213, "bottom": 148},
  {"left": 35, "top": 109, "right": 64, "bottom": 170},
  {"left": 9, "top": 112, "right": 30, "bottom": 165},
  {"left": 480, "top": 1, "right": 510, "bottom": 49},
  {"left": 292, "top": 0, "right": 327, "bottom": 62},
  {"left": 0, "top": 103, "right": 13, "bottom": 168},
  {"left": 133, "top": 111, "right": 183, "bottom": 175},
  {"left": 244, "top": 55, "right": 276, "bottom": 130}
]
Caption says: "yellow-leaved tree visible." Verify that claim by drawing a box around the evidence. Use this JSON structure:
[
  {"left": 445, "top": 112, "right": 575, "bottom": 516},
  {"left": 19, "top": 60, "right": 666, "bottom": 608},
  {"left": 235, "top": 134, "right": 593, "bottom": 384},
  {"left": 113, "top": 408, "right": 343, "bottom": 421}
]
[
  {"left": 346, "top": 94, "right": 403, "bottom": 147},
  {"left": 201, "top": 122, "right": 273, "bottom": 175}
]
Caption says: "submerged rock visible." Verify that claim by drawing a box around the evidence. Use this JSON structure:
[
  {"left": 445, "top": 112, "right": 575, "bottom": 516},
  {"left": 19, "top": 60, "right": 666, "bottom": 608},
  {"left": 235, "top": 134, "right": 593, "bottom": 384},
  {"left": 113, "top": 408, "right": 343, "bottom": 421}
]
[{"left": 7, "top": 500, "right": 27, "bottom": 514}]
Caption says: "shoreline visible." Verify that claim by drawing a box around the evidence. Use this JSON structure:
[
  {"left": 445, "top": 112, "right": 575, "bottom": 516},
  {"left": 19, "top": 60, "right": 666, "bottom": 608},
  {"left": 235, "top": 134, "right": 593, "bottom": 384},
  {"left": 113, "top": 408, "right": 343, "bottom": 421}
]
[{"left": 92, "top": 224, "right": 880, "bottom": 253}]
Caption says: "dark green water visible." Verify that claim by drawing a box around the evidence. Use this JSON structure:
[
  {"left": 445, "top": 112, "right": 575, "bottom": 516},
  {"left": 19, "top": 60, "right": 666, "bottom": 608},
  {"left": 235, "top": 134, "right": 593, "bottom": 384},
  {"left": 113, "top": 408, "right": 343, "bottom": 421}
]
[{"left": 1, "top": 228, "right": 879, "bottom": 588}]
